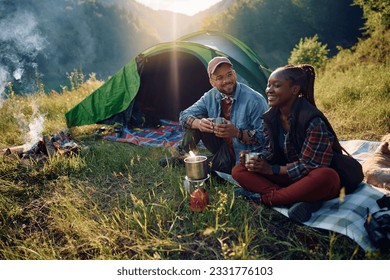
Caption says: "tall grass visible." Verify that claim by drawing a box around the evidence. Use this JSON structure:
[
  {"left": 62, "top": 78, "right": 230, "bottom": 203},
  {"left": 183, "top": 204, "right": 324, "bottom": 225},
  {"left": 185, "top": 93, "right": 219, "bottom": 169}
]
[
  {"left": 0, "top": 142, "right": 368, "bottom": 260},
  {"left": 316, "top": 63, "right": 390, "bottom": 140},
  {"left": 315, "top": 28, "right": 390, "bottom": 140}
]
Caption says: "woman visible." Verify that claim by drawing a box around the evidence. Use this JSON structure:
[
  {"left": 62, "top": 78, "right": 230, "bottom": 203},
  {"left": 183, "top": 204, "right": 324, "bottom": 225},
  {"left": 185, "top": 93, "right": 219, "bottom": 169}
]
[{"left": 231, "top": 64, "right": 341, "bottom": 223}]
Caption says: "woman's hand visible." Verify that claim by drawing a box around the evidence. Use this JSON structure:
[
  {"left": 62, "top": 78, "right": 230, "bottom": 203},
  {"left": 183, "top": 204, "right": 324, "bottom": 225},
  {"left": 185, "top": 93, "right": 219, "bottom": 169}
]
[
  {"left": 245, "top": 157, "right": 273, "bottom": 174},
  {"left": 238, "top": 150, "right": 249, "bottom": 165}
]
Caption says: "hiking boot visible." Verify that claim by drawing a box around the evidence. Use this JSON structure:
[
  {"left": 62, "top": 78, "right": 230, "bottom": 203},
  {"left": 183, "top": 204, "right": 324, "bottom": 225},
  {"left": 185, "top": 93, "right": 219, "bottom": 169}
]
[
  {"left": 233, "top": 187, "right": 261, "bottom": 204},
  {"left": 287, "top": 201, "right": 323, "bottom": 224},
  {"left": 159, "top": 156, "right": 185, "bottom": 167},
  {"left": 159, "top": 146, "right": 187, "bottom": 167}
]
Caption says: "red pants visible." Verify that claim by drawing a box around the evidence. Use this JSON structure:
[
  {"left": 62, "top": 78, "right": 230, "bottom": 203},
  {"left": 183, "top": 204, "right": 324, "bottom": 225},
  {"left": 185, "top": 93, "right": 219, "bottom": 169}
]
[{"left": 231, "top": 164, "right": 341, "bottom": 206}]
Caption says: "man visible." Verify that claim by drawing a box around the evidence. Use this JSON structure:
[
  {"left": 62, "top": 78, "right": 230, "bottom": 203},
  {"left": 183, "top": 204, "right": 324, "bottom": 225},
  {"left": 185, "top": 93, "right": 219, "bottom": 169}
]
[{"left": 161, "top": 56, "right": 268, "bottom": 174}]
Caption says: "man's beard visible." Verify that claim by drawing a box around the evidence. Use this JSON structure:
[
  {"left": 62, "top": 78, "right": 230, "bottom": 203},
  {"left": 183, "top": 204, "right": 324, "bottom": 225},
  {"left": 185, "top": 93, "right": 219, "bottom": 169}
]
[{"left": 219, "top": 82, "right": 236, "bottom": 95}]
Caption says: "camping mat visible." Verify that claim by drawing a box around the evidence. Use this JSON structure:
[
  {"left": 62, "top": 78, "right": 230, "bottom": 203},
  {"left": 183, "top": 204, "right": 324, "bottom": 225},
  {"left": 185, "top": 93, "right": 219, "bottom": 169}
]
[
  {"left": 216, "top": 140, "right": 389, "bottom": 252},
  {"left": 103, "top": 119, "right": 183, "bottom": 148}
]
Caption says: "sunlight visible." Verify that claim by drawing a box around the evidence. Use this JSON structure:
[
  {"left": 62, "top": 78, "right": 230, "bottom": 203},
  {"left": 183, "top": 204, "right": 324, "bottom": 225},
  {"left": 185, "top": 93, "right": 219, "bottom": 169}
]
[
  {"left": 168, "top": 1, "right": 213, "bottom": 16},
  {"left": 170, "top": 42, "right": 180, "bottom": 112},
  {"left": 135, "top": 0, "right": 223, "bottom": 16}
]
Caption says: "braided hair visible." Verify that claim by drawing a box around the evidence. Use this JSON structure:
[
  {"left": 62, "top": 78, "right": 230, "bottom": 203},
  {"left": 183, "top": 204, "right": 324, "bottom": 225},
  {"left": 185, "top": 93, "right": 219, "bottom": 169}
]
[
  {"left": 275, "top": 64, "right": 346, "bottom": 153},
  {"left": 275, "top": 64, "right": 316, "bottom": 107}
]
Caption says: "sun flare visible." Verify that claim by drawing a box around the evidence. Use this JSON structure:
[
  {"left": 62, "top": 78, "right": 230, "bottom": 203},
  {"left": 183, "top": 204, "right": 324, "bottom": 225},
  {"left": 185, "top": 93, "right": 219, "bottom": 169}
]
[{"left": 135, "top": 0, "right": 222, "bottom": 16}]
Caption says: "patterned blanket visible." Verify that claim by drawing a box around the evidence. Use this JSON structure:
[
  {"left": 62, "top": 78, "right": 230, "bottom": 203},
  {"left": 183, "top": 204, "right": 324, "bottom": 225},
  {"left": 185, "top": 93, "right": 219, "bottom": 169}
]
[
  {"left": 103, "top": 120, "right": 183, "bottom": 148},
  {"left": 217, "top": 140, "right": 389, "bottom": 252}
]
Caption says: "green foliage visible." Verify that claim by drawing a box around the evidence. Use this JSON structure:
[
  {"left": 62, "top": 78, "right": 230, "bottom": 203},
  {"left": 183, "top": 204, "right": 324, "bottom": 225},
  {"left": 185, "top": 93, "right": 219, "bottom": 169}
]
[
  {"left": 6, "top": 83, "right": 15, "bottom": 98},
  {"left": 353, "top": 0, "right": 390, "bottom": 33},
  {"left": 66, "top": 68, "right": 85, "bottom": 91},
  {"left": 201, "top": 0, "right": 363, "bottom": 68},
  {"left": 288, "top": 34, "right": 329, "bottom": 69},
  {"left": 35, "top": 70, "right": 45, "bottom": 95}
]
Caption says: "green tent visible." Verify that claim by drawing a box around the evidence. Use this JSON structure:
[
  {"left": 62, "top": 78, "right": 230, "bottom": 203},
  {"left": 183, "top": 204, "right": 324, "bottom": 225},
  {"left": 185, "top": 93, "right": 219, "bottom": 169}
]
[{"left": 65, "top": 31, "right": 271, "bottom": 128}]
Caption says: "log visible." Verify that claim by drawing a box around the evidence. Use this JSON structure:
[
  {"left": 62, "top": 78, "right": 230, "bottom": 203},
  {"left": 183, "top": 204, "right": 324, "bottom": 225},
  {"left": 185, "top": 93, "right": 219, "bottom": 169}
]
[
  {"left": 43, "top": 135, "right": 56, "bottom": 157},
  {"left": 0, "top": 145, "right": 24, "bottom": 155}
]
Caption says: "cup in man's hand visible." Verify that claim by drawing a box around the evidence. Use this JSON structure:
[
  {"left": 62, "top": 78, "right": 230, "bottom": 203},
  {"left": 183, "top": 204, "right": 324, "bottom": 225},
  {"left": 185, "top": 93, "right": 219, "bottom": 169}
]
[{"left": 213, "top": 117, "right": 226, "bottom": 124}]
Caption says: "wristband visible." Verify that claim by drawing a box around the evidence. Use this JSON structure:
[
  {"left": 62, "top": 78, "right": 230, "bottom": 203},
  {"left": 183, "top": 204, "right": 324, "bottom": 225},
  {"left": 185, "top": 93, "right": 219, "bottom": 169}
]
[
  {"left": 272, "top": 164, "right": 280, "bottom": 175},
  {"left": 237, "top": 128, "right": 243, "bottom": 141}
]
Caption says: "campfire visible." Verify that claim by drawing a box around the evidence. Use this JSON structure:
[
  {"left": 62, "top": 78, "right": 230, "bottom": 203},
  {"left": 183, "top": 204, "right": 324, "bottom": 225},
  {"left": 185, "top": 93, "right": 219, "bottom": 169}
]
[{"left": 1, "top": 129, "right": 81, "bottom": 161}]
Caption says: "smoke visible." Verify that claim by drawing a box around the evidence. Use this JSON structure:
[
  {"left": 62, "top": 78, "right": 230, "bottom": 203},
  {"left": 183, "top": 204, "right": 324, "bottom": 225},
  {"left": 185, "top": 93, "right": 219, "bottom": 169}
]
[
  {"left": 23, "top": 113, "right": 45, "bottom": 152},
  {"left": 0, "top": 0, "right": 164, "bottom": 105},
  {"left": 0, "top": 2, "right": 47, "bottom": 102},
  {"left": 0, "top": 0, "right": 99, "bottom": 102},
  {"left": 0, "top": 68, "right": 8, "bottom": 108},
  {"left": 13, "top": 102, "right": 46, "bottom": 152}
]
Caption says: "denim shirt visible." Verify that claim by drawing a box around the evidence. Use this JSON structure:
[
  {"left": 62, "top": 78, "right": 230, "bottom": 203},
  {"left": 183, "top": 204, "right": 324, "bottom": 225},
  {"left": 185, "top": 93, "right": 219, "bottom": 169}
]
[{"left": 179, "top": 82, "right": 269, "bottom": 163}]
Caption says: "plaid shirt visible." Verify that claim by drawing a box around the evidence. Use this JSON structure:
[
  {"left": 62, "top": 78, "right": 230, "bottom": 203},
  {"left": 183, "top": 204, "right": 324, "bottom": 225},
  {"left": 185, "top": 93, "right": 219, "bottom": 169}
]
[
  {"left": 183, "top": 115, "right": 197, "bottom": 129},
  {"left": 285, "top": 117, "right": 334, "bottom": 180}
]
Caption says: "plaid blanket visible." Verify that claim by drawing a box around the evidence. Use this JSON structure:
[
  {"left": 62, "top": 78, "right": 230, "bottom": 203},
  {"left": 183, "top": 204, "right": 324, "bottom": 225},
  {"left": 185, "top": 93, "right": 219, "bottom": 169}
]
[
  {"left": 103, "top": 119, "right": 183, "bottom": 148},
  {"left": 216, "top": 140, "right": 389, "bottom": 252},
  {"left": 276, "top": 183, "right": 385, "bottom": 252}
]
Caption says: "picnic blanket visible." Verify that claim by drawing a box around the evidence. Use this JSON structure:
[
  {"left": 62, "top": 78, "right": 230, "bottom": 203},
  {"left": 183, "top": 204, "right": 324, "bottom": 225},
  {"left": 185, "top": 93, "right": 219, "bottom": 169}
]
[
  {"left": 103, "top": 119, "right": 183, "bottom": 148},
  {"left": 217, "top": 139, "right": 389, "bottom": 252}
]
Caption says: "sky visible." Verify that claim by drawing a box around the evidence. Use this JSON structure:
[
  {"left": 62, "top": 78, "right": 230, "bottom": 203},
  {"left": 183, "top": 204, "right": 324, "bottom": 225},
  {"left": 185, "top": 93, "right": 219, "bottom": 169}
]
[{"left": 134, "top": 0, "right": 223, "bottom": 16}]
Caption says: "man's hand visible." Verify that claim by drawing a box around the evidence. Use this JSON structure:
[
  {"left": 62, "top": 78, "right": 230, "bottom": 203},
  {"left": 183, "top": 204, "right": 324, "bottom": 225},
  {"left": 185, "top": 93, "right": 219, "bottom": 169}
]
[
  {"left": 213, "top": 120, "right": 238, "bottom": 138},
  {"left": 196, "top": 118, "right": 214, "bottom": 133}
]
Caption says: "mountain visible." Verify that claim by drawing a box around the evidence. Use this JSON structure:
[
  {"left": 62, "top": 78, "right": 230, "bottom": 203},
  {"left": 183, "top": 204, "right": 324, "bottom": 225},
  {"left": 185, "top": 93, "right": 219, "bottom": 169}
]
[
  {"left": 197, "top": 0, "right": 236, "bottom": 15},
  {"left": 200, "top": 0, "right": 364, "bottom": 68},
  {"left": 0, "top": 0, "right": 237, "bottom": 97},
  {"left": 0, "top": 0, "right": 158, "bottom": 95},
  {"left": 0, "top": 0, "right": 363, "bottom": 97},
  {"left": 102, "top": 0, "right": 218, "bottom": 41}
]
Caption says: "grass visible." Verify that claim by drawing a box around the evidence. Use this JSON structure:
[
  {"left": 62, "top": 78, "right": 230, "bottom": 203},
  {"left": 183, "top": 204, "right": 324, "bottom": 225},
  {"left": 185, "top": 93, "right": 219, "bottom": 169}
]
[
  {"left": 0, "top": 126, "right": 387, "bottom": 260},
  {"left": 316, "top": 63, "right": 390, "bottom": 140},
  {"left": 1, "top": 34, "right": 390, "bottom": 260},
  {"left": 0, "top": 139, "right": 371, "bottom": 260}
]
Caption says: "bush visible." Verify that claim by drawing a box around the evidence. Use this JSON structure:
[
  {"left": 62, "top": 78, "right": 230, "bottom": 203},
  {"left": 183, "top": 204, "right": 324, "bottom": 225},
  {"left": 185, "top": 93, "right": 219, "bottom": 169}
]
[{"left": 288, "top": 34, "right": 329, "bottom": 69}]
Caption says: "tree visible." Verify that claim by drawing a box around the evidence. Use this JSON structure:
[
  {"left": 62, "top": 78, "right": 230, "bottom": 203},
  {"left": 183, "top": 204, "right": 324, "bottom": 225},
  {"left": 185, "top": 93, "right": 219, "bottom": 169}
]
[
  {"left": 353, "top": 0, "right": 390, "bottom": 34},
  {"left": 288, "top": 34, "right": 329, "bottom": 69}
]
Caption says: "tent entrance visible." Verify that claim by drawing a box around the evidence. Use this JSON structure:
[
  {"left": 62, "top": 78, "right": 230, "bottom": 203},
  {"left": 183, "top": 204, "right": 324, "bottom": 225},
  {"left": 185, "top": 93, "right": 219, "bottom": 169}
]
[{"left": 134, "top": 51, "right": 211, "bottom": 126}]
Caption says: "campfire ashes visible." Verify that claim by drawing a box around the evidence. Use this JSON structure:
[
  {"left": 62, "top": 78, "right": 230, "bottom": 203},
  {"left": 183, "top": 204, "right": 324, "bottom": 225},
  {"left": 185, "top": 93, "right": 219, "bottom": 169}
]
[{"left": 1, "top": 129, "right": 81, "bottom": 162}]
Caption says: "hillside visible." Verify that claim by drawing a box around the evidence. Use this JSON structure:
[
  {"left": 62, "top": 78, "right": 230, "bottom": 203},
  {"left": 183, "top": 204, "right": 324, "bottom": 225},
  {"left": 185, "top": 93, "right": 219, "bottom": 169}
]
[{"left": 201, "top": 0, "right": 364, "bottom": 68}]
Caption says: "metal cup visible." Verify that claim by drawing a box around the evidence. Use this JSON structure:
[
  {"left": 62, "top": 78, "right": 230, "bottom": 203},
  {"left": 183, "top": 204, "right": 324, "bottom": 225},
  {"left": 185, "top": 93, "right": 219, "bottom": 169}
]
[
  {"left": 114, "top": 127, "right": 123, "bottom": 138},
  {"left": 213, "top": 117, "right": 225, "bottom": 124},
  {"left": 245, "top": 152, "right": 260, "bottom": 163},
  {"left": 184, "top": 155, "right": 208, "bottom": 180}
]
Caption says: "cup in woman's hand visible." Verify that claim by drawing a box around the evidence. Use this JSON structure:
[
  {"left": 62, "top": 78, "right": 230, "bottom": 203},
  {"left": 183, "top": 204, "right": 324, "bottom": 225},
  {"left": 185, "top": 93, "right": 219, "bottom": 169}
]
[{"left": 245, "top": 152, "right": 260, "bottom": 164}]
